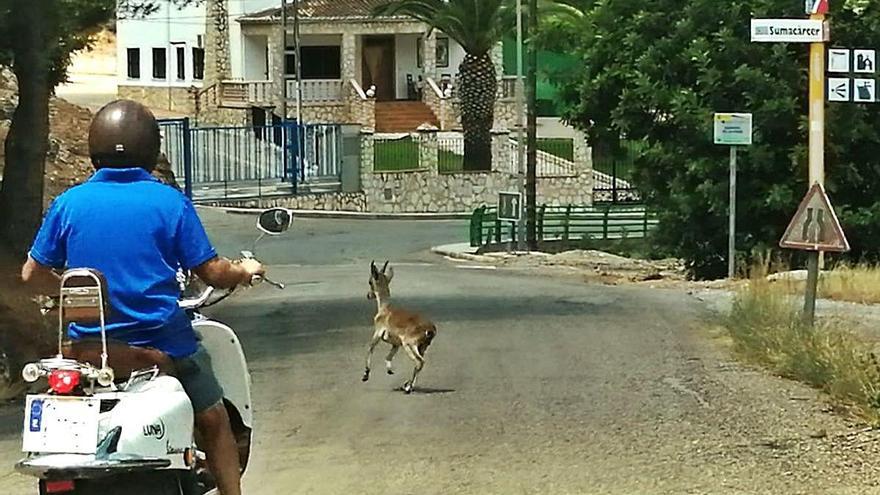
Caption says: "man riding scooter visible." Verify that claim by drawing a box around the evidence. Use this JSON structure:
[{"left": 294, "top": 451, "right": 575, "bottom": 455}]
[{"left": 20, "top": 99, "right": 260, "bottom": 495}]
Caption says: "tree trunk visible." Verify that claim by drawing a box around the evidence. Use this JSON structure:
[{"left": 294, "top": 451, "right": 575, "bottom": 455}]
[
  {"left": 0, "top": 0, "right": 52, "bottom": 254},
  {"left": 525, "top": 0, "right": 538, "bottom": 250},
  {"left": 457, "top": 53, "right": 496, "bottom": 171}
]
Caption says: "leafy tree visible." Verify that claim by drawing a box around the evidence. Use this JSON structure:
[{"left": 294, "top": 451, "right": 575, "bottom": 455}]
[
  {"left": 551, "top": 0, "right": 880, "bottom": 278},
  {"left": 0, "top": 0, "right": 194, "bottom": 253}
]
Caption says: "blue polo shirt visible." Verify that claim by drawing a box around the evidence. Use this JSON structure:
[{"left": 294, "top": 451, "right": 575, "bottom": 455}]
[{"left": 29, "top": 168, "right": 218, "bottom": 358}]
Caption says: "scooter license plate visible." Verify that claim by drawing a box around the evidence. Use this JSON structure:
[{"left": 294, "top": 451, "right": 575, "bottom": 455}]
[{"left": 21, "top": 395, "right": 100, "bottom": 454}]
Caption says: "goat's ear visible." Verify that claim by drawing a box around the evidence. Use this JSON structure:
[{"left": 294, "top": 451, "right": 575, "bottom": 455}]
[
  {"left": 385, "top": 264, "right": 394, "bottom": 282},
  {"left": 370, "top": 261, "right": 379, "bottom": 279}
]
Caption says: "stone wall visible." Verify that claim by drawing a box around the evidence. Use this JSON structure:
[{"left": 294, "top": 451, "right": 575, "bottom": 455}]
[
  {"left": 203, "top": 191, "right": 367, "bottom": 211},
  {"left": 118, "top": 86, "right": 197, "bottom": 115},
  {"left": 358, "top": 129, "right": 592, "bottom": 213},
  {"left": 204, "top": 0, "right": 231, "bottom": 86}
]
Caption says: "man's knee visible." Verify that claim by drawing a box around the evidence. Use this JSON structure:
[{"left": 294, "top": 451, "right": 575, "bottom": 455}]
[{"left": 196, "top": 402, "right": 231, "bottom": 435}]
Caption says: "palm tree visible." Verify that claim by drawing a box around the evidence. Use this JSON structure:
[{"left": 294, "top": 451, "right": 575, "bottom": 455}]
[{"left": 374, "top": 0, "right": 507, "bottom": 171}]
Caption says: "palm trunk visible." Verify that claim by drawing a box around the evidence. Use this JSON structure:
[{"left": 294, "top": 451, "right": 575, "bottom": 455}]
[
  {"left": 0, "top": 0, "right": 51, "bottom": 254},
  {"left": 457, "top": 53, "right": 496, "bottom": 171},
  {"left": 525, "top": 0, "right": 538, "bottom": 250}
]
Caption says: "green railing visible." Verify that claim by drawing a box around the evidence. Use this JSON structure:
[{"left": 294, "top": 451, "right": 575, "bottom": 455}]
[
  {"left": 374, "top": 136, "right": 421, "bottom": 171},
  {"left": 470, "top": 204, "right": 658, "bottom": 247}
]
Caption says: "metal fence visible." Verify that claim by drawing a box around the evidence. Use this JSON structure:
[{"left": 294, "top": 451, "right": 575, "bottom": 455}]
[
  {"left": 437, "top": 134, "right": 464, "bottom": 173},
  {"left": 158, "top": 118, "right": 343, "bottom": 201},
  {"left": 592, "top": 140, "right": 642, "bottom": 203},
  {"left": 470, "top": 204, "right": 658, "bottom": 247}
]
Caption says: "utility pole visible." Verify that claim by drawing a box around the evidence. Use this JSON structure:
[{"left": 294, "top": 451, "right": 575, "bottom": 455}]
[
  {"left": 515, "top": 0, "right": 526, "bottom": 251},
  {"left": 803, "top": 5, "right": 827, "bottom": 325},
  {"left": 525, "top": 0, "right": 538, "bottom": 251},
  {"left": 280, "top": 0, "right": 287, "bottom": 121},
  {"left": 293, "top": 0, "right": 304, "bottom": 181}
]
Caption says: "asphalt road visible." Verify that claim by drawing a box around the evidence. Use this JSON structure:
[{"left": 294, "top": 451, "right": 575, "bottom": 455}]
[{"left": 2, "top": 211, "right": 880, "bottom": 494}]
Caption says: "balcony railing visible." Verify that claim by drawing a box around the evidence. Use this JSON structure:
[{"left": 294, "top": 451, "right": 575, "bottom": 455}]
[
  {"left": 218, "top": 80, "right": 273, "bottom": 107},
  {"left": 287, "top": 79, "right": 345, "bottom": 104}
]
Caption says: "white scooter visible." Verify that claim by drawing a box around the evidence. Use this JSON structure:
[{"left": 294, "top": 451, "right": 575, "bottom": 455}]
[{"left": 14, "top": 207, "right": 293, "bottom": 495}]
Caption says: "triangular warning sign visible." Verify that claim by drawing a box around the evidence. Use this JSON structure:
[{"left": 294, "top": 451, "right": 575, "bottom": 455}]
[{"left": 780, "top": 183, "right": 850, "bottom": 253}]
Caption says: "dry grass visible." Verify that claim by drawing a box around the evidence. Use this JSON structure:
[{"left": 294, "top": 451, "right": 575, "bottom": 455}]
[
  {"left": 818, "top": 265, "right": 880, "bottom": 305},
  {"left": 725, "top": 273, "right": 880, "bottom": 421}
]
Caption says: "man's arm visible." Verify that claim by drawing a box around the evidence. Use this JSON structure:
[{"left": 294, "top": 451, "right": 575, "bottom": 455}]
[
  {"left": 193, "top": 257, "right": 263, "bottom": 290},
  {"left": 21, "top": 256, "right": 62, "bottom": 295}
]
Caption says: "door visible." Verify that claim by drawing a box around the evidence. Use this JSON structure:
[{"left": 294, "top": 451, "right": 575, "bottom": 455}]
[{"left": 362, "top": 36, "right": 395, "bottom": 101}]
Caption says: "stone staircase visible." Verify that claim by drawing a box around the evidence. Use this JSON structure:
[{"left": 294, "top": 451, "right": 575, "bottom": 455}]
[{"left": 375, "top": 101, "right": 440, "bottom": 133}]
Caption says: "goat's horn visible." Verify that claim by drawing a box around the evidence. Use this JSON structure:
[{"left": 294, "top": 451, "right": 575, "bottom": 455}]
[{"left": 381, "top": 260, "right": 389, "bottom": 273}]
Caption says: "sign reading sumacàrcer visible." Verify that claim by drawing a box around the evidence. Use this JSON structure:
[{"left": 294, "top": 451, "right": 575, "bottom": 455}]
[{"left": 751, "top": 19, "right": 829, "bottom": 43}]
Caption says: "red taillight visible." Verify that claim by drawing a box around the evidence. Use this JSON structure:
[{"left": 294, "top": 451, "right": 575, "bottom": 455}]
[
  {"left": 48, "top": 370, "right": 81, "bottom": 395},
  {"left": 44, "top": 480, "right": 75, "bottom": 493}
]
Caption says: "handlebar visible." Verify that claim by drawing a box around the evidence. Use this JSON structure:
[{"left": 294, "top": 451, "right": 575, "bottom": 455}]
[{"left": 178, "top": 286, "right": 215, "bottom": 310}]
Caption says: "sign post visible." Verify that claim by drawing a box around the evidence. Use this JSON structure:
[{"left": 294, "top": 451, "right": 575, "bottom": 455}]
[
  {"left": 498, "top": 191, "right": 523, "bottom": 252},
  {"left": 714, "top": 113, "right": 753, "bottom": 279},
  {"left": 779, "top": 184, "right": 850, "bottom": 325},
  {"left": 754, "top": 0, "right": 840, "bottom": 325}
]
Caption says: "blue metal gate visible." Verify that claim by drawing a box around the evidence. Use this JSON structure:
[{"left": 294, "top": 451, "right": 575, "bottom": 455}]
[{"left": 158, "top": 119, "right": 343, "bottom": 202}]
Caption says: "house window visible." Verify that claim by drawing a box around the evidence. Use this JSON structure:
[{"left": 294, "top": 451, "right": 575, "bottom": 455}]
[
  {"left": 152, "top": 48, "right": 167, "bottom": 79},
  {"left": 192, "top": 47, "right": 205, "bottom": 80},
  {"left": 300, "top": 46, "right": 341, "bottom": 79},
  {"left": 176, "top": 46, "right": 186, "bottom": 80},
  {"left": 126, "top": 48, "right": 140, "bottom": 79}
]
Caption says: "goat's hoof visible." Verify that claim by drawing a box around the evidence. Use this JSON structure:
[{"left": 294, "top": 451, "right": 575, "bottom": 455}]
[
  {"left": 387, "top": 369, "right": 394, "bottom": 375},
  {"left": 403, "top": 382, "right": 413, "bottom": 394},
  {"left": 362, "top": 371, "right": 370, "bottom": 382}
]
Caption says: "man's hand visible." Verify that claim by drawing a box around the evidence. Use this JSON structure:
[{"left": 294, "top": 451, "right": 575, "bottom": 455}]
[
  {"left": 193, "top": 256, "right": 265, "bottom": 290},
  {"left": 236, "top": 258, "right": 265, "bottom": 286}
]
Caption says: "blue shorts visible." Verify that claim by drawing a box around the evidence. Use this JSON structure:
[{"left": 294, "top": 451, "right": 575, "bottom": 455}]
[{"left": 172, "top": 345, "right": 225, "bottom": 414}]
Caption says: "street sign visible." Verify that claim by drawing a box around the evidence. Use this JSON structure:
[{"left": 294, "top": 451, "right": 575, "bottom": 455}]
[
  {"left": 827, "top": 48, "right": 850, "bottom": 73},
  {"left": 854, "top": 49, "right": 876, "bottom": 73},
  {"left": 806, "top": 0, "right": 829, "bottom": 14},
  {"left": 751, "top": 19, "right": 829, "bottom": 43},
  {"left": 780, "top": 183, "right": 850, "bottom": 252},
  {"left": 497, "top": 191, "right": 522, "bottom": 222},
  {"left": 713, "top": 113, "right": 753, "bottom": 146},
  {"left": 853, "top": 78, "right": 877, "bottom": 102},
  {"left": 827, "top": 77, "right": 850, "bottom": 102}
]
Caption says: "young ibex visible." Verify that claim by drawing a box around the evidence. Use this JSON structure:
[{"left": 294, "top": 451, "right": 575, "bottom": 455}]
[{"left": 363, "top": 261, "right": 437, "bottom": 394}]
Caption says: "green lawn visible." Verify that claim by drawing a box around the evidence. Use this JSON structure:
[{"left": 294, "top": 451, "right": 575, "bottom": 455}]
[{"left": 373, "top": 137, "right": 421, "bottom": 171}]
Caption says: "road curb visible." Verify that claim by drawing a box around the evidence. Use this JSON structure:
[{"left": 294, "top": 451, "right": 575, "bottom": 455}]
[
  {"left": 197, "top": 205, "right": 470, "bottom": 221},
  {"left": 430, "top": 243, "right": 497, "bottom": 263}
]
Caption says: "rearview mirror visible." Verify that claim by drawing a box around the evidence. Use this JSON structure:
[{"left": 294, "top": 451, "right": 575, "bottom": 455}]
[{"left": 257, "top": 208, "right": 293, "bottom": 235}]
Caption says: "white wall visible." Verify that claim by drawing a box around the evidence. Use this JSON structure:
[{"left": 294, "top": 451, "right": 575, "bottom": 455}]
[
  {"left": 243, "top": 36, "right": 269, "bottom": 80},
  {"left": 116, "top": 2, "right": 205, "bottom": 88},
  {"left": 436, "top": 37, "right": 466, "bottom": 80},
  {"left": 394, "top": 34, "right": 419, "bottom": 100},
  {"left": 229, "top": 0, "right": 279, "bottom": 79}
]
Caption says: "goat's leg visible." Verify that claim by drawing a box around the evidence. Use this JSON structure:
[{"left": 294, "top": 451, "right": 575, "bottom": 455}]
[
  {"left": 401, "top": 344, "right": 425, "bottom": 394},
  {"left": 385, "top": 345, "right": 400, "bottom": 375},
  {"left": 363, "top": 333, "right": 381, "bottom": 382}
]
